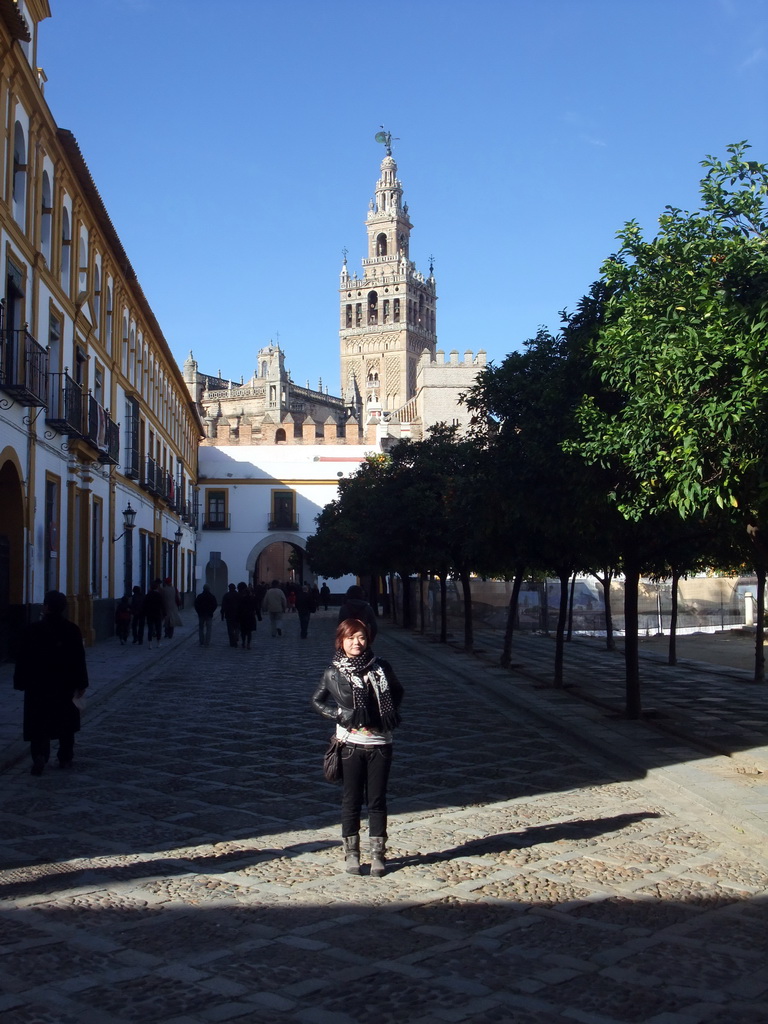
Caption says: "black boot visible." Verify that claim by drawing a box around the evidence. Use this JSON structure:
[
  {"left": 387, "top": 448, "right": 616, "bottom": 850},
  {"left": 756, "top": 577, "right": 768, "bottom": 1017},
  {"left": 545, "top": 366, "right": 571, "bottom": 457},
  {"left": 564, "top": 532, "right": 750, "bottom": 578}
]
[
  {"left": 370, "top": 836, "right": 386, "bottom": 877},
  {"left": 342, "top": 834, "right": 360, "bottom": 875}
]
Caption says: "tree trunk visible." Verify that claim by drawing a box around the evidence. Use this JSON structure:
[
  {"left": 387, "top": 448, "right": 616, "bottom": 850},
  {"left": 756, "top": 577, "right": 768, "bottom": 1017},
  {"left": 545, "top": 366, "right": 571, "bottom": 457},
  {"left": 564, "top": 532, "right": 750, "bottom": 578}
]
[
  {"left": 623, "top": 561, "right": 642, "bottom": 720},
  {"left": 745, "top": 520, "right": 766, "bottom": 683},
  {"left": 439, "top": 573, "right": 448, "bottom": 643},
  {"left": 419, "top": 572, "right": 426, "bottom": 634},
  {"left": 755, "top": 565, "right": 765, "bottom": 683},
  {"left": 459, "top": 568, "right": 473, "bottom": 652},
  {"left": 592, "top": 568, "right": 616, "bottom": 650},
  {"left": 388, "top": 572, "right": 398, "bottom": 625},
  {"left": 553, "top": 568, "right": 570, "bottom": 687},
  {"left": 566, "top": 570, "right": 577, "bottom": 642},
  {"left": 668, "top": 570, "right": 679, "bottom": 666},
  {"left": 401, "top": 573, "right": 412, "bottom": 630},
  {"left": 500, "top": 569, "right": 524, "bottom": 669}
]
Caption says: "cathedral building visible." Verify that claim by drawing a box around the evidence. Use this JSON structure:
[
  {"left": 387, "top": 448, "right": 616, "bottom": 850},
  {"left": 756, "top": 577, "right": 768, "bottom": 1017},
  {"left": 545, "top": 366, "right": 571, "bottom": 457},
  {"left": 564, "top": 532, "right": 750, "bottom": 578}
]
[
  {"left": 192, "top": 137, "right": 485, "bottom": 596},
  {"left": 339, "top": 133, "right": 438, "bottom": 416}
]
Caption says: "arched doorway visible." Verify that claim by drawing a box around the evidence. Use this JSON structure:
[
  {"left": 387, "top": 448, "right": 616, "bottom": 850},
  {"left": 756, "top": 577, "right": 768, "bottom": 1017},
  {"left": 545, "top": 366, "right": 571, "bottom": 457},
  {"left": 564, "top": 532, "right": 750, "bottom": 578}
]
[
  {"left": 246, "top": 533, "right": 307, "bottom": 586},
  {"left": 204, "top": 552, "right": 229, "bottom": 602}
]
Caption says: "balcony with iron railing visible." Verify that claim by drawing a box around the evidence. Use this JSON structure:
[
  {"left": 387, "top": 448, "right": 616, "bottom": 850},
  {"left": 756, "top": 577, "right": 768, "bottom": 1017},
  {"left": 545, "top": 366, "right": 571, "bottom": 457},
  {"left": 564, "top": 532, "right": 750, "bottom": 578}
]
[
  {"left": 202, "top": 512, "right": 231, "bottom": 530},
  {"left": 0, "top": 328, "right": 48, "bottom": 407},
  {"left": 124, "top": 443, "right": 141, "bottom": 480},
  {"left": 46, "top": 371, "right": 83, "bottom": 435},
  {"left": 141, "top": 457, "right": 162, "bottom": 496},
  {"left": 268, "top": 513, "right": 300, "bottom": 531},
  {"left": 180, "top": 498, "right": 195, "bottom": 525},
  {"left": 87, "top": 394, "right": 119, "bottom": 465}
]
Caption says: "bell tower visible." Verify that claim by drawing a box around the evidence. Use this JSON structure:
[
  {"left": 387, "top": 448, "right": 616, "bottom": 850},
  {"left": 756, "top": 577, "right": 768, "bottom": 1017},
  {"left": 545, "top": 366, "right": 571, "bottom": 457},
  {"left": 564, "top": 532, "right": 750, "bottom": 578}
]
[{"left": 339, "top": 133, "right": 437, "bottom": 415}]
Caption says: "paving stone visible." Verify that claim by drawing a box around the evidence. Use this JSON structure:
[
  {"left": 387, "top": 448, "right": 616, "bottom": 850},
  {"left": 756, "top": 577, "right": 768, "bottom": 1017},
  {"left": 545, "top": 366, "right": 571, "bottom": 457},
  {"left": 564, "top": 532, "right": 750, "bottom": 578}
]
[{"left": 1, "top": 612, "right": 767, "bottom": 1023}]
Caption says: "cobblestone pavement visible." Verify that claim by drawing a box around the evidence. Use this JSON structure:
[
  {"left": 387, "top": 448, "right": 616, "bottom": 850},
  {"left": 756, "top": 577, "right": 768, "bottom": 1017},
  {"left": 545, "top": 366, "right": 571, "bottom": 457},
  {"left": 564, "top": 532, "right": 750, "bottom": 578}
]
[{"left": 2, "top": 611, "right": 768, "bottom": 1024}]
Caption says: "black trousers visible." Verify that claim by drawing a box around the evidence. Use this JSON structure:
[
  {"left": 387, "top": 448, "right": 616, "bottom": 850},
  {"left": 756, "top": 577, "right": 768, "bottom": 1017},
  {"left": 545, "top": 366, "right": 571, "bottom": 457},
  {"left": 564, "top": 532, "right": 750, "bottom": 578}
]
[
  {"left": 31, "top": 733, "right": 74, "bottom": 764},
  {"left": 225, "top": 617, "right": 239, "bottom": 647},
  {"left": 340, "top": 743, "right": 392, "bottom": 838},
  {"left": 131, "top": 615, "right": 144, "bottom": 642}
]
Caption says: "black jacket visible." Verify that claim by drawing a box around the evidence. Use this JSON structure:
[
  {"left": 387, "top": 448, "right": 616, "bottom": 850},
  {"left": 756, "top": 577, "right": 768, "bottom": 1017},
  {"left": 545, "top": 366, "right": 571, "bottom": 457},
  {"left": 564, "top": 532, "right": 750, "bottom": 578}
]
[
  {"left": 311, "top": 658, "right": 403, "bottom": 728},
  {"left": 194, "top": 589, "right": 218, "bottom": 617},
  {"left": 14, "top": 615, "right": 89, "bottom": 741},
  {"left": 337, "top": 598, "right": 377, "bottom": 638}
]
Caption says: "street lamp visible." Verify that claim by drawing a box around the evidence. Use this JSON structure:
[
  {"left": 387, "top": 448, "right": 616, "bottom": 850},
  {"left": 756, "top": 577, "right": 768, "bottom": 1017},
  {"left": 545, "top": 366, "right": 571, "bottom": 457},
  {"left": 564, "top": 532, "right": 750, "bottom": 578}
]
[
  {"left": 112, "top": 502, "right": 137, "bottom": 543},
  {"left": 113, "top": 502, "right": 137, "bottom": 597}
]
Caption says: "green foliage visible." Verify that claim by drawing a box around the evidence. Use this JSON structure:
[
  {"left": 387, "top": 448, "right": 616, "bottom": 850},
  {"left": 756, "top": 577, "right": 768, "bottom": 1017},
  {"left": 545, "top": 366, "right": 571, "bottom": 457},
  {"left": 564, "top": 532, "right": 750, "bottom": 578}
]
[
  {"left": 305, "top": 430, "right": 487, "bottom": 582},
  {"left": 573, "top": 142, "right": 768, "bottom": 525}
]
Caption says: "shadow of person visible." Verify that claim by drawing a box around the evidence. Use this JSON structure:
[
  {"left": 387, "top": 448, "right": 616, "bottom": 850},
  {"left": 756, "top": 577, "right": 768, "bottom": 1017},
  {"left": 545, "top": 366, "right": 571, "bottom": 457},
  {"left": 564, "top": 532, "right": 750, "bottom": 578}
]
[{"left": 389, "top": 811, "right": 662, "bottom": 871}]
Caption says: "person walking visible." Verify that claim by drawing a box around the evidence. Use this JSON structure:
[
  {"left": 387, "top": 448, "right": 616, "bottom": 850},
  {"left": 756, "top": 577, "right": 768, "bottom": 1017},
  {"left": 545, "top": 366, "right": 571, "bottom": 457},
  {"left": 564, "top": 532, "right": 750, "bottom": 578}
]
[
  {"left": 236, "top": 581, "right": 257, "bottom": 648},
  {"left": 261, "top": 579, "right": 287, "bottom": 637},
  {"left": 320, "top": 582, "right": 331, "bottom": 610},
  {"left": 129, "top": 585, "right": 145, "bottom": 645},
  {"left": 252, "top": 581, "right": 267, "bottom": 623},
  {"left": 114, "top": 594, "right": 132, "bottom": 644},
  {"left": 338, "top": 584, "right": 378, "bottom": 640},
  {"left": 13, "top": 590, "right": 89, "bottom": 775},
  {"left": 295, "top": 582, "right": 316, "bottom": 639},
  {"left": 161, "top": 577, "right": 182, "bottom": 639},
  {"left": 194, "top": 585, "right": 218, "bottom": 646},
  {"left": 220, "top": 583, "right": 239, "bottom": 648},
  {"left": 312, "top": 618, "right": 403, "bottom": 876},
  {"left": 143, "top": 579, "right": 164, "bottom": 650}
]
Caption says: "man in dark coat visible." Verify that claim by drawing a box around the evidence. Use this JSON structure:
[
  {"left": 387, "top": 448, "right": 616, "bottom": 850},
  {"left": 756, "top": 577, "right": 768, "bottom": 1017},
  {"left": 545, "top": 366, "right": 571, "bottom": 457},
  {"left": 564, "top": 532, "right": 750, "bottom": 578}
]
[
  {"left": 337, "top": 584, "right": 378, "bottom": 639},
  {"left": 14, "top": 590, "right": 89, "bottom": 775},
  {"left": 194, "top": 584, "right": 218, "bottom": 646},
  {"left": 295, "top": 583, "right": 317, "bottom": 639},
  {"left": 143, "top": 579, "right": 165, "bottom": 650}
]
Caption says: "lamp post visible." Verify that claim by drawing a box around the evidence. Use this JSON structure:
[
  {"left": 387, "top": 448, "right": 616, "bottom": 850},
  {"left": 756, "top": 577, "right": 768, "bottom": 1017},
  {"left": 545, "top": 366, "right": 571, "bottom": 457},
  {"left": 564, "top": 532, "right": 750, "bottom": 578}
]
[
  {"left": 174, "top": 525, "right": 183, "bottom": 591},
  {"left": 113, "top": 502, "right": 137, "bottom": 596}
]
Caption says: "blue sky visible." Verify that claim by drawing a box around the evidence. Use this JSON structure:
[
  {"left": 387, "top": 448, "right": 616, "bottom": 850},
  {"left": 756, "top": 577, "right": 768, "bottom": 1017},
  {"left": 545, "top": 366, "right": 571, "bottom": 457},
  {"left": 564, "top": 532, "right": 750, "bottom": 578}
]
[{"left": 41, "top": 0, "right": 768, "bottom": 394}]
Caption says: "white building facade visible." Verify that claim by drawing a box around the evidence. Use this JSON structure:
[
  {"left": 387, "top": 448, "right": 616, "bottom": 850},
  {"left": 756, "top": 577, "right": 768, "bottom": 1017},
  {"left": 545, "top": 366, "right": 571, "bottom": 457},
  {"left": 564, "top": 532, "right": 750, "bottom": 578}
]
[
  {"left": 0, "top": 2, "right": 201, "bottom": 651},
  {"left": 198, "top": 445, "right": 369, "bottom": 597}
]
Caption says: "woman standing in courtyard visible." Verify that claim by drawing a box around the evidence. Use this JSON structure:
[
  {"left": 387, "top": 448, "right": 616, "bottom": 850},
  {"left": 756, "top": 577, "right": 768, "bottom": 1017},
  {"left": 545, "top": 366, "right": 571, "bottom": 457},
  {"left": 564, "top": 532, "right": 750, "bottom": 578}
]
[{"left": 312, "top": 618, "right": 403, "bottom": 876}]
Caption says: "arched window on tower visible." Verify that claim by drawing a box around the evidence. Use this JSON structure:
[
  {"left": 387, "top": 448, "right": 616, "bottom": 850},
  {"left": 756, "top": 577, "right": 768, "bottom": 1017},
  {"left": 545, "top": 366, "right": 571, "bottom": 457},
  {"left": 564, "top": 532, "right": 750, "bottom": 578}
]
[
  {"left": 60, "top": 207, "right": 71, "bottom": 292},
  {"left": 367, "top": 291, "right": 378, "bottom": 325},
  {"left": 12, "top": 122, "right": 27, "bottom": 228},
  {"left": 41, "top": 171, "right": 53, "bottom": 264},
  {"left": 345, "top": 304, "right": 352, "bottom": 327},
  {"left": 383, "top": 299, "right": 390, "bottom": 324},
  {"left": 418, "top": 294, "right": 425, "bottom": 326},
  {"left": 376, "top": 233, "right": 387, "bottom": 257},
  {"left": 355, "top": 303, "right": 362, "bottom": 326},
  {"left": 393, "top": 298, "right": 400, "bottom": 322}
]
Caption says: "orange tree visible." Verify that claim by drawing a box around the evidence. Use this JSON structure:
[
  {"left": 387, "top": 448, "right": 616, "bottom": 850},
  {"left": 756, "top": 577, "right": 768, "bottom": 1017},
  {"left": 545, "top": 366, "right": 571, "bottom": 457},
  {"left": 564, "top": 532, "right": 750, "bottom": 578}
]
[{"left": 572, "top": 143, "right": 768, "bottom": 683}]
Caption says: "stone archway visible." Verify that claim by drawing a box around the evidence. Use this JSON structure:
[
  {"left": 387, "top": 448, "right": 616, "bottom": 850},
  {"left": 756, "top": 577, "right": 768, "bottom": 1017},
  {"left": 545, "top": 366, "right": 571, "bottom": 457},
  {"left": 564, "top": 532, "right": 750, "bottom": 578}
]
[{"left": 246, "top": 533, "right": 306, "bottom": 586}]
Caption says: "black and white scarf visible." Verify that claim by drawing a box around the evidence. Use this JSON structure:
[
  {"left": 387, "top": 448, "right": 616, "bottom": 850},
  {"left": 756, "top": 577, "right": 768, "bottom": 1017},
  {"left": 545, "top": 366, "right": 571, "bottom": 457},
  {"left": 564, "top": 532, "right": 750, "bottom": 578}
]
[{"left": 333, "top": 651, "right": 401, "bottom": 732}]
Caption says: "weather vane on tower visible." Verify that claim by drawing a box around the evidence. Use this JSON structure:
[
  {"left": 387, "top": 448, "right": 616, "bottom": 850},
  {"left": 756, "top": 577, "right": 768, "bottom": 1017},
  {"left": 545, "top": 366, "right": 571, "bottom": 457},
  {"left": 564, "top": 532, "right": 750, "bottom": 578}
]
[{"left": 374, "top": 126, "right": 398, "bottom": 156}]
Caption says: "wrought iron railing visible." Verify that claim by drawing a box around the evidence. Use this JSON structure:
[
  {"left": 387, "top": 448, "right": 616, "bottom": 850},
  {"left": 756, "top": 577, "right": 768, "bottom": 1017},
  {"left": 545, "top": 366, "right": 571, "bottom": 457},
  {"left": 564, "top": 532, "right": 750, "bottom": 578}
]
[
  {"left": 202, "top": 512, "right": 231, "bottom": 530},
  {"left": 87, "top": 395, "right": 119, "bottom": 464},
  {"left": 0, "top": 328, "right": 48, "bottom": 407},
  {"left": 46, "top": 371, "right": 83, "bottom": 435},
  {"left": 268, "top": 514, "right": 299, "bottom": 531}
]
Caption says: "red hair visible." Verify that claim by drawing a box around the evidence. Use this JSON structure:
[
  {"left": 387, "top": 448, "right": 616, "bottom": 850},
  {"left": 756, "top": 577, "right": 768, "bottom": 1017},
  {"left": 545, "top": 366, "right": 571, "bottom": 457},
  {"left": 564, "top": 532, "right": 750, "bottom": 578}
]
[{"left": 335, "top": 617, "right": 371, "bottom": 650}]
